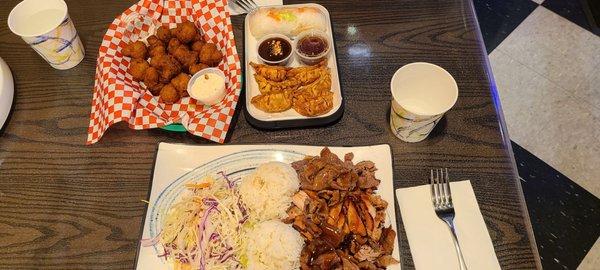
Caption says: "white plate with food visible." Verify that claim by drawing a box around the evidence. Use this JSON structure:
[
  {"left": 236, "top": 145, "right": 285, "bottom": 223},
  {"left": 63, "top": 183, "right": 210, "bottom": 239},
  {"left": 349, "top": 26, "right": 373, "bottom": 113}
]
[
  {"left": 243, "top": 3, "right": 344, "bottom": 129},
  {"left": 135, "top": 143, "right": 401, "bottom": 269}
]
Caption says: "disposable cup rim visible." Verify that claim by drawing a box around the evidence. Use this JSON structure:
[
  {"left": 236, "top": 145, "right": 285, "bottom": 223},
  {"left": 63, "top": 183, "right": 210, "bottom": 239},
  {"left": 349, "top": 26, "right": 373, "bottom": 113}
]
[
  {"left": 8, "top": 0, "right": 68, "bottom": 38},
  {"left": 390, "top": 62, "right": 458, "bottom": 116}
]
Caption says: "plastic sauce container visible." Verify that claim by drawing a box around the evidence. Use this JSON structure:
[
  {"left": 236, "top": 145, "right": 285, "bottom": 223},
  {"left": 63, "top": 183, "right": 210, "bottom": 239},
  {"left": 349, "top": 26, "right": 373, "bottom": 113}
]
[
  {"left": 187, "top": 68, "right": 227, "bottom": 105},
  {"left": 294, "top": 29, "right": 330, "bottom": 65},
  {"left": 256, "top": 33, "right": 293, "bottom": 66}
]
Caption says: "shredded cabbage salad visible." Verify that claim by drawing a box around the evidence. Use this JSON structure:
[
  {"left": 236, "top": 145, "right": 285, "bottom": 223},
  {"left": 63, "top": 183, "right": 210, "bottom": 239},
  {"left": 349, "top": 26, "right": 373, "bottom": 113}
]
[{"left": 145, "top": 172, "right": 249, "bottom": 270}]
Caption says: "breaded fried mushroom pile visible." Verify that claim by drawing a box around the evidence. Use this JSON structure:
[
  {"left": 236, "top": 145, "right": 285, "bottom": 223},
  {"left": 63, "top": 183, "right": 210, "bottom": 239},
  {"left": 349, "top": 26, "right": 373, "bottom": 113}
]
[{"left": 123, "top": 21, "right": 224, "bottom": 104}]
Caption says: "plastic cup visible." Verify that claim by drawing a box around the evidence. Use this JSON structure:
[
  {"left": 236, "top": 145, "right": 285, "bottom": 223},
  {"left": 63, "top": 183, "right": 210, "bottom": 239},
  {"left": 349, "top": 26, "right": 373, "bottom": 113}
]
[
  {"left": 389, "top": 62, "right": 458, "bottom": 142},
  {"left": 8, "top": 0, "right": 84, "bottom": 70}
]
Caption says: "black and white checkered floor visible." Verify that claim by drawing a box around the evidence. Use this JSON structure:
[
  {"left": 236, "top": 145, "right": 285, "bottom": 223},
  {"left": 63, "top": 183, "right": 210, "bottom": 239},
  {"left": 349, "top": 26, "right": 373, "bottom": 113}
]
[{"left": 473, "top": 0, "right": 600, "bottom": 269}]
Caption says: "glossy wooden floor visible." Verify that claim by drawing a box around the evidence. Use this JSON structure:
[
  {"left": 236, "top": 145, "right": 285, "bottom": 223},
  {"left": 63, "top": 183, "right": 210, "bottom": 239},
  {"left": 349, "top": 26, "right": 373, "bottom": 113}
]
[{"left": 0, "top": 0, "right": 539, "bottom": 268}]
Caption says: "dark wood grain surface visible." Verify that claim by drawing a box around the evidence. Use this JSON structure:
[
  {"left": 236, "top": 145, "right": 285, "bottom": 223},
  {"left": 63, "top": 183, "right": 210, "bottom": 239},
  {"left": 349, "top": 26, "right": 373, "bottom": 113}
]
[{"left": 0, "top": 0, "right": 541, "bottom": 269}]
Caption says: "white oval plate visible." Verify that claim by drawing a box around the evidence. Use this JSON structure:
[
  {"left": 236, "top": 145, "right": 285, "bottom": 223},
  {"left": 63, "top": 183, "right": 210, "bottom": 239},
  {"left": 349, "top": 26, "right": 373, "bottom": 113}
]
[{"left": 136, "top": 143, "right": 401, "bottom": 270}]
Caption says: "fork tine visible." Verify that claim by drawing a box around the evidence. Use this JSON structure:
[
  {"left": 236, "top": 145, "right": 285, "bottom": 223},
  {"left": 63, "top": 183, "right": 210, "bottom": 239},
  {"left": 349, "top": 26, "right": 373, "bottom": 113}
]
[
  {"left": 445, "top": 168, "right": 452, "bottom": 204},
  {"left": 437, "top": 168, "right": 443, "bottom": 205},
  {"left": 434, "top": 169, "right": 441, "bottom": 206},
  {"left": 437, "top": 169, "right": 448, "bottom": 205},
  {"left": 245, "top": 0, "right": 258, "bottom": 9},
  {"left": 240, "top": 0, "right": 257, "bottom": 10},
  {"left": 234, "top": 0, "right": 251, "bottom": 12},
  {"left": 430, "top": 169, "right": 435, "bottom": 204}
]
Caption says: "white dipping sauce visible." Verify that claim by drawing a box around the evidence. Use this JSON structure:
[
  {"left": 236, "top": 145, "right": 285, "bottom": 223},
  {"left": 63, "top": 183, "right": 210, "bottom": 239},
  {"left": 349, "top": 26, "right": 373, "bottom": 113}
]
[{"left": 189, "top": 73, "right": 226, "bottom": 105}]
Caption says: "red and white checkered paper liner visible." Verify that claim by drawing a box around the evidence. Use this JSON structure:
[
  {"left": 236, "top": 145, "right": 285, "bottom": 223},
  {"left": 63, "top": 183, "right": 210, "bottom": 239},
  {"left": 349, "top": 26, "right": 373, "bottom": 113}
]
[{"left": 87, "top": 0, "right": 241, "bottom": 144}]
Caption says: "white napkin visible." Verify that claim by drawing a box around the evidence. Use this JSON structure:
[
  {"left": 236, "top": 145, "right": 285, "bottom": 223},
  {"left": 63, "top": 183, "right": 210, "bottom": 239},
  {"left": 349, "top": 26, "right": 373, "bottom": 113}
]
[
  {"left": 396, "top": 180, "right": 501, "bottom": 270},
  {"left": 228, "top": 0, "right": 283, "bottom": 15}
]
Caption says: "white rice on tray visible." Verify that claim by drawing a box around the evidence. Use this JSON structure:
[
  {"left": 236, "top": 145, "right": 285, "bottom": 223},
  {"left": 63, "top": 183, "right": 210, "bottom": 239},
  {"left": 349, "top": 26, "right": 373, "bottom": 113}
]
[
  {"left": 245, "top": 220, "right": 304, "bottom": 270},
  {"left": 239, "top": 161, "right": 300, "bottom": 221}
]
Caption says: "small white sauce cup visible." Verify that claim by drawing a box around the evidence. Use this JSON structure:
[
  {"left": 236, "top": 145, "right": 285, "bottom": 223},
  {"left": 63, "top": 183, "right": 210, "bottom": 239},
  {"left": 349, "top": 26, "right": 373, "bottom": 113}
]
[
  {"left": 187, "top": 68, "right": 227, "bottom": 105},
  {"left": 256, "top": 33, "right": 293, "bottom": 66}
]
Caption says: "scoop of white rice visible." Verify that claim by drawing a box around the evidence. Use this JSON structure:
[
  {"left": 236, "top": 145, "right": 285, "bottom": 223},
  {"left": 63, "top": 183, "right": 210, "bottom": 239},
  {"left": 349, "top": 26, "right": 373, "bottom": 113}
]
[
  {"left": 248, "top": 7, "right": 327, "bottom": 39},
  {"left": 245, "top": 220, "right": 304, "bottom": 270},
  {"left": 239, "top": 162, "right": 299, "bottom": 221}
]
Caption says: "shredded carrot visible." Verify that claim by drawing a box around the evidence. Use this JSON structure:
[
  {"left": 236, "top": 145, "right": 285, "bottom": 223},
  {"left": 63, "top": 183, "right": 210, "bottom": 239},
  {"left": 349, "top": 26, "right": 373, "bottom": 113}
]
[
  {"left": 141, "top": 199, "right": 150, "bottom": 204},
  {"left": 185, "top": 182, "right": 212, "bottom": 189},
  {"left": 174, "top": 261, "right": 192, "bottom": 270}
]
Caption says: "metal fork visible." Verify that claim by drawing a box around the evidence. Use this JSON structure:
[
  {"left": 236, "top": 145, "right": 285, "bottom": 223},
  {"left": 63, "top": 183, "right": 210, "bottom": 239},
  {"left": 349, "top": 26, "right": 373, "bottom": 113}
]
[
  {"left": 430, "top": 168, "right": 468, "bottom": 270},
  {"left": 233, "top": 0, "right": 258, "bottom": 13}
]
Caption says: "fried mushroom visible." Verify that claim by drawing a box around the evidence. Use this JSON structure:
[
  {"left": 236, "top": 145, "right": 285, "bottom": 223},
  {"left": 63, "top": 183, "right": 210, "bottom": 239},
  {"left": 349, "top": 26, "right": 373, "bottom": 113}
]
[
  {"left": 148, "top": 82, "right": 164, "bottom": 96},
  {"left": 167, "top": 38, "right": 183, "bottom": 55},
  {"left": 123, "top": 41, "right": 147, "bottom": 59},
  {"left": 150, "top": 54, "right": 182, "bottom": 82},
  {"left": 175, "top": 21, "right": 197, "bottom": 43},
  {"left": 171, "top": 73, "right": 191, "bottom": 97},
  {"left": 189, "top": 63, "right": 209, "bottom": 75},
  {"left": 199, "top": 43, "right": 223, "bottom": 67},
  {"left": 159, "top": 83, "right": 180, "bottom": 104},
  {"left": 172, "top": 46, "right": 198, "bottom": 69},
  {"left": 148, "top": 45, "right": 166, "bottom": 58},
  {"left": 159, "top": 58, "right": 182, "bottom": 82},
  {"left": 129, "top": 58, "right": 149, "bottom": 81},
  {"left": 156, "top": 25, "right": 172, "bottom": 42},
  {"left": 147, "top": 35, "right": 163, "bottom": 49},
  {"left": 143, "top": 67, "right": 160, "bottom": 89},
  {"left": 192, "top": 33, "right": 203, "bottom": 42},
  {"left": 191, "top": 40, "right": 205, "bottom": 53}
]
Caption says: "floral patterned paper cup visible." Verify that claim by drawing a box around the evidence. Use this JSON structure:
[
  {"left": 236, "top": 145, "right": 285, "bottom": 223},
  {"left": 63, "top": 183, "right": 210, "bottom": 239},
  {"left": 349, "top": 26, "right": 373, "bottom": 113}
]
[
  {"left": 8, "top": 0, "right": 84, "bottom": 70},
  {"left": 389, "top": 62, "right": 458, "bottom": 142}
]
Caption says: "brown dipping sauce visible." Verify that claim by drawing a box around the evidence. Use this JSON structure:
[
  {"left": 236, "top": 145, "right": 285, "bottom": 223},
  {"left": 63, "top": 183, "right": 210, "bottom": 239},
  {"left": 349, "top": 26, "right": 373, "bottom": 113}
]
[
  {"left": 297, "top": 35, "right": 328, "bottom": 57},
  {"left": 258, "top": 37, "right": 292, "bottom": 62}
]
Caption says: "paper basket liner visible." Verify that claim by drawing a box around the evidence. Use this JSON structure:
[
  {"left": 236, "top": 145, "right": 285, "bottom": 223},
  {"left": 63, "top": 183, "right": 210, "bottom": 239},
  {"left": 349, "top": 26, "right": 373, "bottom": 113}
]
[{"left": 87, "top": 0, "right": 241, "bottom": 144}]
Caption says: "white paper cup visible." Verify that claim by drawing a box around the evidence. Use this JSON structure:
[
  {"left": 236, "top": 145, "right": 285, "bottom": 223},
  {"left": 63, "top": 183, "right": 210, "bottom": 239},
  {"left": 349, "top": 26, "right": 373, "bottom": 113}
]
[
  {"left": 389, "top": 62, "right": 458, "bottom": 142},
  {"left": 8, "top": 0, "right": 84, "bottom": 70}
]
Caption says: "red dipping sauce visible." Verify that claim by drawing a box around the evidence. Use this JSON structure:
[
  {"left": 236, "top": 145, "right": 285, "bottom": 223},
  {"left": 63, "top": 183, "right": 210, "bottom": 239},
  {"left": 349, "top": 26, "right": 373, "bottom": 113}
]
[
  {"left": 295, "top": 31, "right": 330, "bottom": 65},
  {"left": 297, "top": 36, "right": 328, "bottom": 57}
]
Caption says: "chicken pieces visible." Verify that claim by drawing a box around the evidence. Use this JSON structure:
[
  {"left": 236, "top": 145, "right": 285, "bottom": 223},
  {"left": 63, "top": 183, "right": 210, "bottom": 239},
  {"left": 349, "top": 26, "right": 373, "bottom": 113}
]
[
  {"left": 123, "top": 21, "right": 223, "bottom": 104},
  {"left": 250, "top": 60, "right": 334, "bottom": 116},
  {"left": 289, "top": 148, "right": 400, "bottom": 270}
]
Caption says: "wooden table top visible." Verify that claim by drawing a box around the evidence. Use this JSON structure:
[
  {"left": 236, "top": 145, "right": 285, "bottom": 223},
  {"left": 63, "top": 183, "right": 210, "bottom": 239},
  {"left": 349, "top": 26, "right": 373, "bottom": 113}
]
[{"left": 0, "top": 0, "right": 540, "bottom": 269}]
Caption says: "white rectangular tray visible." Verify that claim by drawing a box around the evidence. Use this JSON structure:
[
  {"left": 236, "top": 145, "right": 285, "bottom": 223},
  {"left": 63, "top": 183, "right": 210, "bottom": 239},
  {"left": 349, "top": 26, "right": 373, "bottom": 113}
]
[
  {"left": 135, "top": 143, "right": 401, "bottom": 269},
  {"left": 243, "top": 3, "right": 344, "bottom": 128}
]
